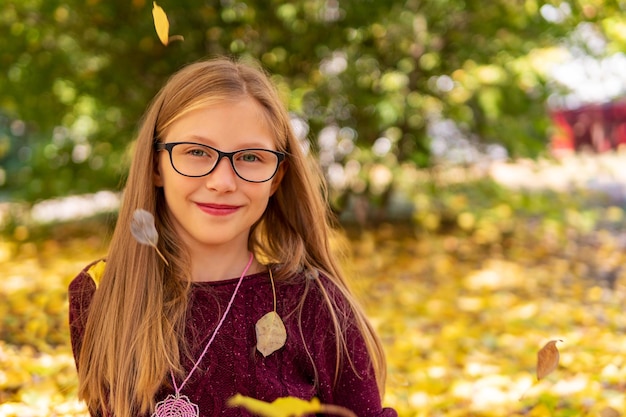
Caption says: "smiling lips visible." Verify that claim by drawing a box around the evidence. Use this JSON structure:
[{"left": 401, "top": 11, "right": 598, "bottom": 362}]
[{"left": 196, "top": 202, "right": 241, "bottom": 216}]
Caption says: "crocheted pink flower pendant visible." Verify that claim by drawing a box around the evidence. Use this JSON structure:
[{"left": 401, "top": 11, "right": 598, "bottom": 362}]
[{"left": 152, "top": 394, "right": 199, "bottom": 417}]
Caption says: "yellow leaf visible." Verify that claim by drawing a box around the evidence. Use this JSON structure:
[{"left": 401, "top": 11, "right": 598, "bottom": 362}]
[
  {"left": 536, "top": 339, "right": 562, "bottom": 380},
  {"left": 87, "top": 260, "right": 106, "bottom": 288},
  {"left": 228, "top": 394, "right": 321, "bottom": 417},
  {"left": 152, "top": 1, "right": 169, "bottom": 45},
  {"left": 255, "top": 311, "right": 287, "bottom": 357}
]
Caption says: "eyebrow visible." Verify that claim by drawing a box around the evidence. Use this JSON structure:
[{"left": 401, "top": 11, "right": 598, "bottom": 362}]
[{"left": 175, "top": 134, "right": 276, "bottom": 150}]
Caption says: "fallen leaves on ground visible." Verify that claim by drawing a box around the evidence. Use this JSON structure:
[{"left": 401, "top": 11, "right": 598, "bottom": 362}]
[{"left": 1, "top": 209, "right": 626, "bottom": 416}]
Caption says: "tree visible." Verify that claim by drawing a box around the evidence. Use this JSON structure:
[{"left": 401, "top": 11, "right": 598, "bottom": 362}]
[{"left": 0, "top": 0, "right": 623, "bottom": 205}]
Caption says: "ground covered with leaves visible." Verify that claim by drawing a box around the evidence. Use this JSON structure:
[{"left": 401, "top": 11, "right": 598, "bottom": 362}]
[{"left": 1, "top": 183, "right": 625, "bottom": 416}]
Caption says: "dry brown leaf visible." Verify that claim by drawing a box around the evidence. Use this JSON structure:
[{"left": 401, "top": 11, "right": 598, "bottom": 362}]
[
  {"left": 536, "top": 339, "right": 562, "bottom": 380},
  {"left": 255, "top": 311, "right": 287, "bottom": 357},
  {"left": 599, "top": 406, "right": 620, "bottom": 417}
]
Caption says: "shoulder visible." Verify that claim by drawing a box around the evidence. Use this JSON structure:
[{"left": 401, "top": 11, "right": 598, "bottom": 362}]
[
  {"left": 70, "top": 259, "right": 105, "bottom": 289},
  {"left": 303, "top": 269, "right": 352, "bottom": 313},
  {"left": 278, "top": 268, "right": 355, "bottom": 328},
  {"left": 68, "top": 259, "right": 105, "bottom": 311},
  {"left": 68, "top": 260, "right": 105, "bottom": 363},
  {"left": 278, "top": 268, "right": 345, "bottom": 305}
]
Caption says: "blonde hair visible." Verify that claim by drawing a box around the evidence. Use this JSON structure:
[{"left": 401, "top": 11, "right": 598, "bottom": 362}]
[{"left": 77, "top": 57, "right": 387, "bottom": 416}]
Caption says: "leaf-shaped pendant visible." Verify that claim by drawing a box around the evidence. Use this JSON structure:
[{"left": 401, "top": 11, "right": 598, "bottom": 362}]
[
  {"left": 255, "top": 311, "right": 286, "bottom": 357},
  {"left": 152, "top": 393, "right": 199, "bottom": 417}
]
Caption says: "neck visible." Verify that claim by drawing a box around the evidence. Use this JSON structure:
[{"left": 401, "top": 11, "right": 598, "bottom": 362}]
[{"left": 188, "top": 245, "right": 263, "bottom": 282}]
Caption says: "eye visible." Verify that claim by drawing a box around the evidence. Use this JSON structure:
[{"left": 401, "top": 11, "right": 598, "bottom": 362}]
[
  {"left": 178, "top": 144, "right": 215, "bottom": 159},
  {"left": 188, "top": 148, "right": 208, "bottom": 157},
  {"left": 238, "top": 151, "right": 262, "bottom": 163}
]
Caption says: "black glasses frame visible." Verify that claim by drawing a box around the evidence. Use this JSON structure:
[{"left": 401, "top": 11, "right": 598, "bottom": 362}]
[{"left": 154, "top": 141, "right": 286, "bottom": 183}]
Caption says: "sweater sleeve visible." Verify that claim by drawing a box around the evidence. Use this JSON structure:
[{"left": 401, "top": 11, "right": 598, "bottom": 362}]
[
  {"left": 68, "top": 264, "right": 98, "bottom": 368},
  {"left": 302, "top": 274, "right": 398, "bottom": 417}
]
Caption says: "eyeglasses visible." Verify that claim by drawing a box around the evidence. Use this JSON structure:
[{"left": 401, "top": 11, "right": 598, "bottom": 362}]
[{"left": 154, "top": 142, "right": 285, "bottom": 183}]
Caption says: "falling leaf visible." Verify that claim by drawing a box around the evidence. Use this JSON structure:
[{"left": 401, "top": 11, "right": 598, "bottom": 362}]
[
  {"left": 151, "top": 1, "right": 184, "bottom": 46},
  {"left": 130, "top": 209, "right": 169, "bottom": 265},
  {"left": 255, "top": 311, "right": 287, "bottom": 357},
  {"left": 599, "top": 406, "right": 621, "bottom": 417},
  {"left": 151, "top": 2, "right": 170, "bottom": 45},
  {"left": 536, "top": 339, "right": 562, "bottom": 380},
  {"left": 228, "top": 395, "right": 321, "bottom": 417},
  {"left": 130, "top": 209, "right": 158, "bottom": 246},
  {"left": 228, "top": 394, "right": 357, "bottom": 417}
]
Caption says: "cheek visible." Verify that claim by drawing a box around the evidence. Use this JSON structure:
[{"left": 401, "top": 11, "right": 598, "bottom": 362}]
[
  {"left": 161, "top": 183, "right": 190, "bottom": 222},
  {"left": 245, "top": 185, "right": 273, "bottom": 212}
]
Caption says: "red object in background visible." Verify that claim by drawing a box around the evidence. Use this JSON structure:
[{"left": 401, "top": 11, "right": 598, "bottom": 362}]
[{"left": 549, "top": 100, "right": 626, "bottom": 154}]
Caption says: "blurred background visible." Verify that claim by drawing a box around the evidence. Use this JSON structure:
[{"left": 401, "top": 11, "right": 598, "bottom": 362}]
[{"left": 1, "top": 1, "right": 626, "bottom": 416}]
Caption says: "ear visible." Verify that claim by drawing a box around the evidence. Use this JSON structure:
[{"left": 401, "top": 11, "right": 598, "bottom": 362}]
[
  {"left": 153, "top": 153, "right": 164, "bottom": 187},
  {"left": 269, "top": 161, "right": 287, "bottom": 195}
]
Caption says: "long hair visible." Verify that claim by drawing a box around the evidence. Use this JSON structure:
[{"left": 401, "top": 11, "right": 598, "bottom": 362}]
[{"left": 77, "top": 57, "right": 387, "bottom": 416}]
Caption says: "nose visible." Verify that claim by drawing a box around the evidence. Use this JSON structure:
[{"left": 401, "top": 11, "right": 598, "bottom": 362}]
[{"left": 205, "top": 156, "right": 237, "bottom": 191}]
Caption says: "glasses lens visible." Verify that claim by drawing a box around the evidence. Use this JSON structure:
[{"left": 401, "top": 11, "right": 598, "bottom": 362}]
[
  {"left": 232, "top": 150, "right": 280, "bottom": 182},
  {"left": 170, "top": 143, "right": 219, "bottom": 177},
  {"left": 169, "top": 144, "right": 280, "bottom": 182}
]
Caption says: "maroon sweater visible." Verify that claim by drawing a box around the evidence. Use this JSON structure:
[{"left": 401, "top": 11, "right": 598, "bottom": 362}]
[{"left": 69, "top": 265, "right": 397, "bottom": 417}]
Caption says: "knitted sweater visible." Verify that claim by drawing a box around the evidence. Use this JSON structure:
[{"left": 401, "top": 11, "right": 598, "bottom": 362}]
[{"left": 69, "top": 264, "right": 397, "bottom": 417}]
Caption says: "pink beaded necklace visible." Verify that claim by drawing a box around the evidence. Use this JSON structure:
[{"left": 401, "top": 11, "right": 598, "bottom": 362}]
[{"left": 152, "top": 252, "right": 253, "bottom": 417}]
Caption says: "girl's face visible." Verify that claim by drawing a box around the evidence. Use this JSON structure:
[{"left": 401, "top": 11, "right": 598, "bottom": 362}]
[{"left": 154, "top": 97, "right": 283, "bottom": 254}]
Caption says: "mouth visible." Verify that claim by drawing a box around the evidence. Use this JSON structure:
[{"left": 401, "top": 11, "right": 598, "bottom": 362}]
[{"left": 195, "top": 202, "right": 241, "bottom": 216}]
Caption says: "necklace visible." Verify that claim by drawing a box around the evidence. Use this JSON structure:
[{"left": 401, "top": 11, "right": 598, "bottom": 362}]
[{"left": 152, "top": 253, "right": 254, "bottom": 417}]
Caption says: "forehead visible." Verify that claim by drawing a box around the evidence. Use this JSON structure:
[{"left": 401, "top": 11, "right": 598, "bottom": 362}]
[{"left": 163, "top": 97, "right": 277, "bottom": 149}]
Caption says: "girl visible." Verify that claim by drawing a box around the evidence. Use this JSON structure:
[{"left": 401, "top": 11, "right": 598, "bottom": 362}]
[{"left": 69, "top": 57, "right": 397, "bottom": 417}]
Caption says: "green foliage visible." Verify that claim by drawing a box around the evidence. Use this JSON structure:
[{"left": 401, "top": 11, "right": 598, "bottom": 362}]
[
  {"left": 1, "top": 0, "right": 624, "bottom": 202},
  {"left": 411, "top": 174, "right": 612, "bottom": 241}
]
